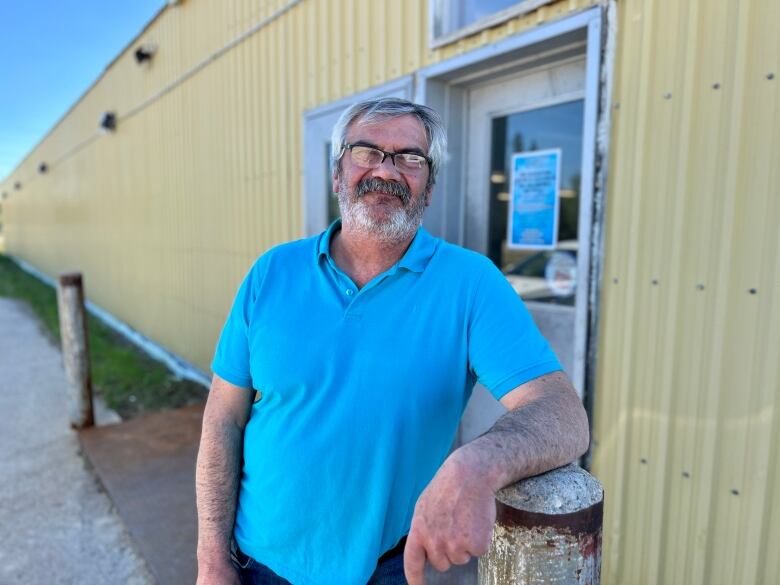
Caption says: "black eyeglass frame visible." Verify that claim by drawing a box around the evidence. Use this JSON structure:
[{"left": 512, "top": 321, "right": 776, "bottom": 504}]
[{"left": 340, "top": 143, "right": 432, "bottom": 171}]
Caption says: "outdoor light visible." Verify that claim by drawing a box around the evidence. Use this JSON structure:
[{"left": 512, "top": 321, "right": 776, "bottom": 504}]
[
  {"left": 134, "top": 44, "right": 157, "bottom": 64},
  {"left": 38, "top": 162, "right": 48, "bottom": 174},
  {"left": 100, "top": 112, "right": 117, "bottom": 132}
]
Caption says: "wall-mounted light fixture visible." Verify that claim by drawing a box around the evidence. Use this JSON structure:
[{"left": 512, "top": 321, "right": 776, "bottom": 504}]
[
  {"left": 134, "top": 44, "right": 157, "bottom": 64},
  {"left": 14, "top": 181, "right": 22, "bottom": 190},
  {"left": 100, "top": 111, "right": 117, "bottom": 132},
  {"left": 38, "top": 162, "right": 49, "bottom": 174}
]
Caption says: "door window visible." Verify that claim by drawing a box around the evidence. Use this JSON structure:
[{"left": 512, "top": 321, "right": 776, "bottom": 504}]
[
  {"left": 325, "top": 142, "right": 339, "bottom": 225},
  {"left": 487, "top": 100, "right": 584, "bottom": 305}
]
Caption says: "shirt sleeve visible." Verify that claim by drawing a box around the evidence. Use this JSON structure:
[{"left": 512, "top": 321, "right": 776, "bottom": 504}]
[
  {"left": 211, "top": 263, "right": 258, "bottom": 389},
  {"left": 467, "top": 259, "right": 562, "bottom": 400}
]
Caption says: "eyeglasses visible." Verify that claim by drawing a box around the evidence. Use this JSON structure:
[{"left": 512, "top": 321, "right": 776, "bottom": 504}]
[{"left": 340, "top": 143, "right": 430, "bottom": 174}]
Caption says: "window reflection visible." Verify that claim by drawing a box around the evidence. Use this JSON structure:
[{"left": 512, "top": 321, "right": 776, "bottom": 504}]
[
  {"left": 488, "top": 100, "right": 584, "bottom": 305},
  {"left": 462, "top": 0, "right": 523, "bottom": 22},
  {"left": 433, "top": 0, "right": 526, "bottom": 39}
]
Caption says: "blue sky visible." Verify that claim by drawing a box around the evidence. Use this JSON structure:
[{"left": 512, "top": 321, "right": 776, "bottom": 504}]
[{"left": 0, "top": 0, "right": 166, "bottom": 180}]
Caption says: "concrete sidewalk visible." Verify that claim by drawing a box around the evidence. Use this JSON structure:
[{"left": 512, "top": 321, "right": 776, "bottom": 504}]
[{"left": 0, "top": 297, "right": 154, "bottom": 585}]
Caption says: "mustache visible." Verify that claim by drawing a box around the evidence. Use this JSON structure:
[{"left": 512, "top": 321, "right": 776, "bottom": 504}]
[{"left": 355, "top": 178, "right": 411, "bottom": 204}]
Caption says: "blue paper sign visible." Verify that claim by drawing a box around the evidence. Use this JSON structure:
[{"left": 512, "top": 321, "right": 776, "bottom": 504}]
[{"left": 508, "top": 149, "right": 561, "bottom": 249}]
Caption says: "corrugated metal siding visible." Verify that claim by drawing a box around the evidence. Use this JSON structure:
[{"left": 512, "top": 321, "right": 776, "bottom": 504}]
[
  {"left": 5, "top": 1, "right": 778, "bottom": 582},
  {"left": 0, "top": 0, "right": 593, "bottom": 371},
  {"left": 592, "top": 0, "right": 780, "bottom": 583}
]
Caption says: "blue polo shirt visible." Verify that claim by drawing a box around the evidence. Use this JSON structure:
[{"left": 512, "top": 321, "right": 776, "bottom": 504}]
[{"left": 212, "top": 221, "right": 560, "bottom": 585}]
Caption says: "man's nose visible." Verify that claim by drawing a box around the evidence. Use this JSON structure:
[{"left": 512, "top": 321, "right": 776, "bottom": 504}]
[{"left": 370, "top": 155, "right": 403, "bottom": 181}]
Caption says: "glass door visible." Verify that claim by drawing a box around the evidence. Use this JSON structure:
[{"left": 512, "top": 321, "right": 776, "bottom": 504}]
[
  {"left": 459, "top": 57, "right": 588, "bottom": 443},
  {"left": 487, "top": 100, "right": 583, "bottom": 306}
]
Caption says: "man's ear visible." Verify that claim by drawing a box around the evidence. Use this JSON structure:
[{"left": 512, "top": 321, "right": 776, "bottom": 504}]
[{"left": 424, "top": 185, "right": 433, "bottom": 207}]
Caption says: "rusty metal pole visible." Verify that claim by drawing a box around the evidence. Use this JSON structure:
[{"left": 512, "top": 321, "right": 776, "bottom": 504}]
[
  {"left": 478, "top": 464, "right": 603, "bottom": 585},
  {"left": 57, "top": 272, "right": 94, "bottom": 429}
]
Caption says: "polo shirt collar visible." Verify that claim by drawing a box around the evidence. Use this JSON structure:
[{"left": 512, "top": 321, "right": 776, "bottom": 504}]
[
  {"left": 317, "top": 219, "right": 436, "bottom": 273},
  {"left": 397, "top": 224, "right": 436, "bottom": 273},
  {"left": 316, "top": 219, "right": 340, "bottom": 260}
]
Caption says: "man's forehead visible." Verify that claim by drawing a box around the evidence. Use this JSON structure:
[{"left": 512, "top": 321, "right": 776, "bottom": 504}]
[{"left": 346, "top": 114, "right": 428, "bottom": 148}]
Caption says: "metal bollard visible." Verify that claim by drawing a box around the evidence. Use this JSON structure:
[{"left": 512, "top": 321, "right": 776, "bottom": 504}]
[
  {"left": 478, "top": 464, "right": 603, "bottom": 584},
  {"left": 57, "top": 272, "right": 94, "bottom": 429}
]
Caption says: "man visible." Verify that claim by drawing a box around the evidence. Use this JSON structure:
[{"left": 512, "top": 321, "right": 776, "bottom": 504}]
[{"left": 196, "top": 98, "right": 589, "bottom": 585}]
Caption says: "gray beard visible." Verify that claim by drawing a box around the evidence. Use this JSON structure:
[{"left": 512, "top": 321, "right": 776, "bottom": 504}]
[{"left": 337, "top": 177, "right": 427, "bottom": 244}]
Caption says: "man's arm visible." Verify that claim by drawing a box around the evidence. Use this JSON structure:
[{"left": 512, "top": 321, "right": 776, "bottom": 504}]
[
  {"left": 195, "top": 375, "right": 255, "bottom": 585},
  {"left": 404, "top": 370, "right": 589, "bottom": 584}
]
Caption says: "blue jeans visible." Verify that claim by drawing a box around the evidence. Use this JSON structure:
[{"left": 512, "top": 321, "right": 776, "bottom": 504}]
[{"left": 231, "top": 542, "right": 408, "bottom": 585}]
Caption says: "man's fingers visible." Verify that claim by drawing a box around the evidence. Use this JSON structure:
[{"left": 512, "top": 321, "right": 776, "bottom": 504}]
[
  {"left": 468, "top": 526, "right": 493, "bottom": 558},
  {"left": 445, "top": 547, "right": 472, "bottom": 566},
  {"left": 403, "top": 537, "right": 427, "bottom": 585},
  {"left": 470, "top": 538, "right": 490, "bottom": 558},
  {"left": 424, "top": 543, "right": 451, "bottom": 573}
]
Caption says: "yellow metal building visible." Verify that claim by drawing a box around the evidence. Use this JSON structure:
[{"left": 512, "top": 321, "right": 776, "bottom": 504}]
[{"left": 2, "top": 1, "right": 778, "bottom": 583}]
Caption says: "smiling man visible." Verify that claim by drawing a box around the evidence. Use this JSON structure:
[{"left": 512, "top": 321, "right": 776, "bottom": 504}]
[{"left": 195, "top": 98, "right": 589, "bottom": 585}]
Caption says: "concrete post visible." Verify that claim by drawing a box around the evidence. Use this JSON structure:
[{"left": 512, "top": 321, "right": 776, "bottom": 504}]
[
  {"left": 478, "top": 464, "right": 603, "bottom": 585},
  {"left": 57, "top": 272, "right": 94, "bottom": 429}
]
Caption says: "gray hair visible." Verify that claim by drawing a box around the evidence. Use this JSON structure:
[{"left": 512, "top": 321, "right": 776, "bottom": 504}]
[{"left": 330, "top": 97, "right": 448, "bottom": 187}]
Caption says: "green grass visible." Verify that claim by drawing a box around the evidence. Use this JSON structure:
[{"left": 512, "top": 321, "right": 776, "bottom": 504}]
[{"left": 0, "top": 253, "right": 206, "bottom": 419}]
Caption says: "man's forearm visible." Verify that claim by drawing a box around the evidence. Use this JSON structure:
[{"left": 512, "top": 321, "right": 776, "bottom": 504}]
[
  {"left": 455, "top": 373, "right": 590, "bottom": 492},
  {"left": 403, "top": 373, "right": 589, "bottom": 582},
  {"left": 195, "top": 416, "right": 244, "bottom": 566}
]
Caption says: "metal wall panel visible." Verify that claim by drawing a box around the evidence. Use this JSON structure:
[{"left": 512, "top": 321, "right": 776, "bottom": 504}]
[
  {"left": 592, "top": 0, "right": 780, "bottom": 583},
  {"left": 0, "top": 0, "right": 592, "bottom": 370}
]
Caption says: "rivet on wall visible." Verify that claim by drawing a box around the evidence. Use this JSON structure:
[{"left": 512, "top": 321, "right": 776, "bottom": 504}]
[
  {"left": 38, "top": 162, "right": 48, "bottom": 174},
  {"left": 731, "top": 489, "right": 740, "bottom": 496},
  {"left": 14, "top": 181, "right": 22, "bottom": 190},
  {"left": 749, "top": 288, "right": 758, "bottom": 295},
  {"left": 696, "top": 283, "right": 705, "bottom": 290},
  {"left": 768, "top": 73, "right": 775, "bottom": 80},
  {"left": 712, "top": 82, "right": 721, "bottom": 90},
  {"left": 612, "top": 277, "right": 619, "bottom": 284},
  {"left": 651, "top": 278, "right": 659, "bottom": 285},
  {"left": 682, "top": 471, "right": 690, "bottom": 478},
  {"left": 664, "top": 92, "right": 673, "bottom": 100},
  {"left": 614, "top": 102, "right": 621, "bottom": 110},
  {"left": 640, "top": 458, "right": 648, "bottom": 465}
]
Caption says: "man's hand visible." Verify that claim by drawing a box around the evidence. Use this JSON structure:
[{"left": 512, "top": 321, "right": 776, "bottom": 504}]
[
  {"left": 403, "top": 449, "right": 495, "bottom": 585},
  {"left": 403, "top": 372, "right": 589, "bottom": 585}
]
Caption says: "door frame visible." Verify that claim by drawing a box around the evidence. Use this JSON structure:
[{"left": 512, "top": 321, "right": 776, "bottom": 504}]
[{"left": 415, "top": 6, "right": 609, "bottom": 407}]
